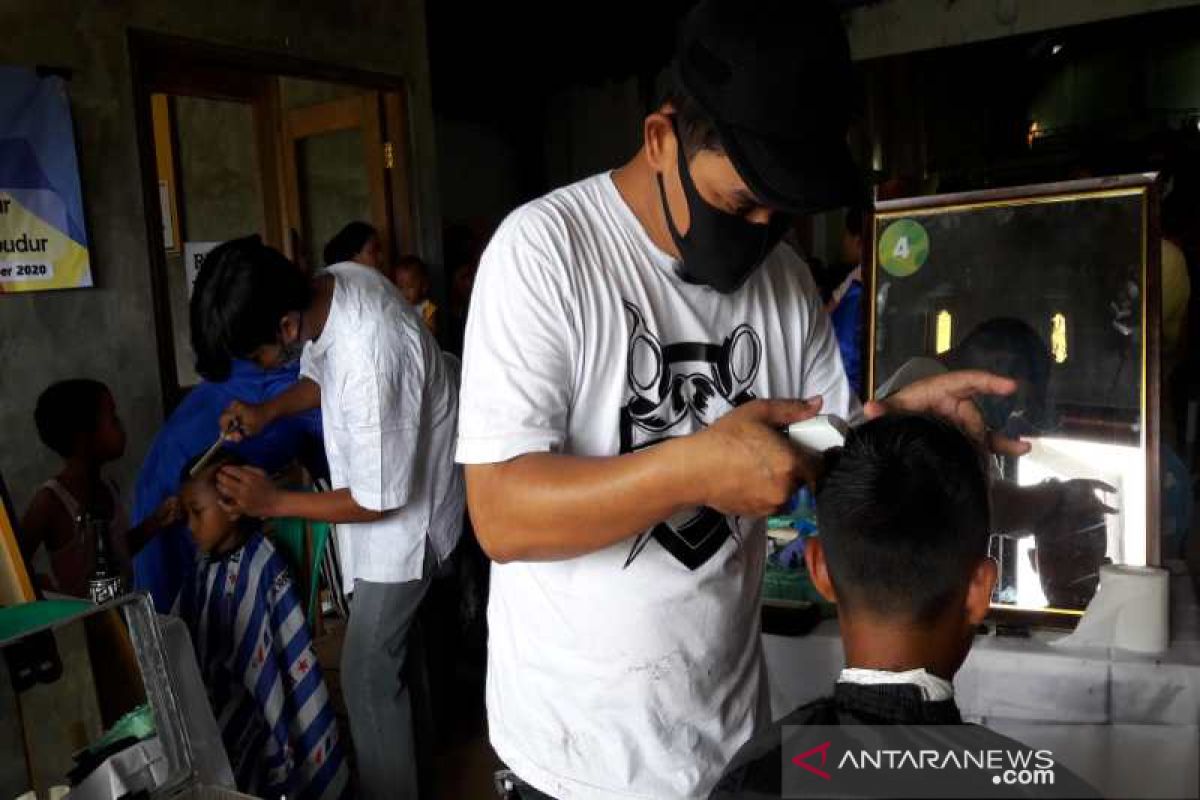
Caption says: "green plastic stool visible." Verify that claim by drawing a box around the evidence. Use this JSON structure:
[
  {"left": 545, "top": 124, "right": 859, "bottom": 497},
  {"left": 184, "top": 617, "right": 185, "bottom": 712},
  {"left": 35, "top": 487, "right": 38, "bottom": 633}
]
[{"left": 270, "top": 517, "right": 331, "bottom": 628}]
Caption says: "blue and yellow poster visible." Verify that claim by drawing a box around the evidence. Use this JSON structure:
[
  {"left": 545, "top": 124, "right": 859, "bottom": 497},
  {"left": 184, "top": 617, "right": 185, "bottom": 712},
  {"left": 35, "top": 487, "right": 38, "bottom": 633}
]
[{"left": 0, "top": 66, "right": 91, "bottom": 293}]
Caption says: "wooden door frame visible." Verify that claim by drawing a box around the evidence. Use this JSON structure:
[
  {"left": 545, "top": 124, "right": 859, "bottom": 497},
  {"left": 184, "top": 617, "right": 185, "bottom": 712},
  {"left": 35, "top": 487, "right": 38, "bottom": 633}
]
[
  {"left": 280, "top": 92, "right": 392, "bottom": 267},
  {"left": 383, "top": 92, "right": 417, "bottom": 261},
  {"left": 128, "top": 31, "right": 419, "bottom": 413}
]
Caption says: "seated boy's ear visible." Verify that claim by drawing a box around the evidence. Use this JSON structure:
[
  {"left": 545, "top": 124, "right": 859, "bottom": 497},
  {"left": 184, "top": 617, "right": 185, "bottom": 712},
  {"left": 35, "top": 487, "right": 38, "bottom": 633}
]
[
  {"left": 804, "top": 537, "right": 838, "bottom": 603},
  {"left": 965, "top": 557, "right": 998, "bottom": 625}
]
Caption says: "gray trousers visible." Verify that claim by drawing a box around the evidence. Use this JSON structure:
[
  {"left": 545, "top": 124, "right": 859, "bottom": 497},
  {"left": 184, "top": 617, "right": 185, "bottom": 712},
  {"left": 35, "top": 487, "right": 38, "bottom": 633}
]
[{"left": 342, "top": 547, "right": 433, "bottom": 800}]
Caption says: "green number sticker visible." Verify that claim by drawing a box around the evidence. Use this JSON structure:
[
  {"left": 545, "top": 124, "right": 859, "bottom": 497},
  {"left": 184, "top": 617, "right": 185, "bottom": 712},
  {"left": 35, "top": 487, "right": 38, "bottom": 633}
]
[{"left": 878, "top": 218, "right": 930, "bottom": 277}]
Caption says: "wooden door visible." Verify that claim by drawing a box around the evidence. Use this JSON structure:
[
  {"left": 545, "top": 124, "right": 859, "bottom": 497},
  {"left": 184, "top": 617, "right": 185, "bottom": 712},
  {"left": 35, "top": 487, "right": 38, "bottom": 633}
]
[{"left": 281, "top": 91, "right": 413, "bottom": 271}]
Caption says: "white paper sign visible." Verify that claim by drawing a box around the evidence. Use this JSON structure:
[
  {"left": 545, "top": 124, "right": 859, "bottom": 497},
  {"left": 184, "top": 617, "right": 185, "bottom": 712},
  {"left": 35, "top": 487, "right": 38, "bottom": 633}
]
[{"left": 184, "top": 241, "right": 221, "bottom": 298}]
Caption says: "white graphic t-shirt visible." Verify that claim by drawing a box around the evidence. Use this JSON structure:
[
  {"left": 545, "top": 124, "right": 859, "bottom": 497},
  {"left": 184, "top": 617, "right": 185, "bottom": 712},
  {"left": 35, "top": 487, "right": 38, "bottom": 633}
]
[{"left": 456, "top": 173, "right": 855, "bottom": 799}]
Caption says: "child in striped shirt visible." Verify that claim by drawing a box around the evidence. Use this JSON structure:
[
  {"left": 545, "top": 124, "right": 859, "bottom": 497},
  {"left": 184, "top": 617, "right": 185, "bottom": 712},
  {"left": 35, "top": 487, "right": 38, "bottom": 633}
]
[{"left": 177, "top": 452, "right": 348, "bottom": 800}]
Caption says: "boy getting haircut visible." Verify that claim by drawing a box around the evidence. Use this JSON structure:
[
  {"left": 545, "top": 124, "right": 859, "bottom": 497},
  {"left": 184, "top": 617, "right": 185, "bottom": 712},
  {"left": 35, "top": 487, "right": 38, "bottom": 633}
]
[
  {"left": 816, "top": 413, "right": 991, "bottom": 624},
  {"left": 176, "top": 449, "right": 348, "bottom": 799},
  {"left": 711, "top": 415, "right": 1096, "bottom": 799}
]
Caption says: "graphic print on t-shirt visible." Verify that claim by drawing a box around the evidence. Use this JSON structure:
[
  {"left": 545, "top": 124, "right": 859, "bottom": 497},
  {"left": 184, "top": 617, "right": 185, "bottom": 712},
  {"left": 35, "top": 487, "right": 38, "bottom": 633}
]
[{"left": 619, "top": 299, "right": 761, "bottom": 570}]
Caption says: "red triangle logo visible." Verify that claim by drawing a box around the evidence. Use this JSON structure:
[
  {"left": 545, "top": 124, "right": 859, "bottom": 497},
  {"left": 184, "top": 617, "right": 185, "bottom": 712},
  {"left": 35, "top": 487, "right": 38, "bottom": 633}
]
[{"left": 792, "top": 740, "right": 832, "bottom": 781}]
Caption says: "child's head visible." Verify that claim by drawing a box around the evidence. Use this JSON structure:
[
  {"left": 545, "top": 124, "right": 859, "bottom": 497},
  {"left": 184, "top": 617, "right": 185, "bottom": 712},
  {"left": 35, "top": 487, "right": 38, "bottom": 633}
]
[
  {"left": 190, "top": 235, "right": 312, "bottom": 381},
  {"left": 34, "top": 379, "right": 126, "bottom": 463},
  {"left": 179, "top": 451, "right": 254, "bottom": 555},
  {"left": 807, "top": 414, "right": 995, "bottom": 677},
  {"left": 323, "top": 221, "right": 382, "bottom": 269},
  {"left": 390, "top": 255, "right": 430, "bottom": 306},
  {"left": 943, "top": 318, "right": 1053, "bottom": 434}
]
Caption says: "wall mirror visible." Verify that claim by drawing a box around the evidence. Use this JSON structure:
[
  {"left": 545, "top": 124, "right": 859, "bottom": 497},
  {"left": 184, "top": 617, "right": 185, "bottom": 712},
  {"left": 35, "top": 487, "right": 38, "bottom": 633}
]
[{"left": 868, "top": 174, "right": 1160, "bottom": 625}]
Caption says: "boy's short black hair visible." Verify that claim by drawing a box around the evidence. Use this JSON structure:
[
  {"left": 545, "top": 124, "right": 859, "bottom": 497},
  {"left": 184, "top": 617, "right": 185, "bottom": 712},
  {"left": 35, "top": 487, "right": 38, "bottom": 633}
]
[
  {"left": 34, "top": 379, "right": 111, "bottom": 458},
  {"left": 948, "top": 318, "right": 1051, "bottom": 388},
  {"left": 660, "top": 75, "right": 724, "bottom": 158},
  {"left": 179, "top": 448, "right": 246, "bottom": 486},
  {"left": 323, "top": 221, "right": 378, "bottom": 266},
  {"left": 816, "top": 414, "right": 991, "bottom": 622},
  {"left": 947, "top": 318, "right": 1053, "bottom": 431},
  {"left": 189, "top": 235, "right": 311, "bottom": 382}
]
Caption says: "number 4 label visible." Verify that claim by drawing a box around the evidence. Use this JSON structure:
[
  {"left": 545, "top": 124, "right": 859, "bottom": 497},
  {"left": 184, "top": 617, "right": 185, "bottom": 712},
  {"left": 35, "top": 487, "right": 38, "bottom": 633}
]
[{"left": 879, "top": 218, "right": 929, "bottom": 277}]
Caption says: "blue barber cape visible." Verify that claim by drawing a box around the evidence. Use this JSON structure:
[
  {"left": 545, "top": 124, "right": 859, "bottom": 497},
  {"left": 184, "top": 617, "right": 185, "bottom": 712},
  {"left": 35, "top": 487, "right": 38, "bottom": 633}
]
[
  {"left": 133, "top": 360, "right": 326, "bottom": 610},
  {"left": 179, "top": 533, "right": 348, "bottom": 799}
]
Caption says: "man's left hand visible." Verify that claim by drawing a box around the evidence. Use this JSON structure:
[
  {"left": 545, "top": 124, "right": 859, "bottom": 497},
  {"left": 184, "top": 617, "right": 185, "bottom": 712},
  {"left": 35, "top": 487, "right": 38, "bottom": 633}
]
[
  {"left": 865, "top": 370, "right": 1031, "bottom": 457},
  {"left": 216, "top": 465, "right": 282, "bottom": 518}
]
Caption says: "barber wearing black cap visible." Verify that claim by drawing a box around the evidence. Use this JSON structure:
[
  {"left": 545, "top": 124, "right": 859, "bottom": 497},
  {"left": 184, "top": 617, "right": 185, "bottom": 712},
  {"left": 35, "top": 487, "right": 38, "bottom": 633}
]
[{"left": 456, "top": 2, "right": 1025, "bottom": 799}]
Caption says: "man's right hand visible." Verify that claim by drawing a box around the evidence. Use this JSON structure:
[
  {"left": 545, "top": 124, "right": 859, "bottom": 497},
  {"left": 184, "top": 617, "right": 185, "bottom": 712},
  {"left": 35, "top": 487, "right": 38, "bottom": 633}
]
[
  {"left": 691, "top": 398, "right": 824, "bottom": 518},
  {"left": 463, "top": 397, "right": 825, "bottom": 563},
  {"left": 218, "top": 400, "right": 272, "bottom": 442}
]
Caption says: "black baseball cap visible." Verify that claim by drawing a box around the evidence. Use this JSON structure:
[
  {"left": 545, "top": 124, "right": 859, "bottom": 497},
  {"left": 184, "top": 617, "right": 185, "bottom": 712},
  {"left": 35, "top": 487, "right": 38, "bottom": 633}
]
[{"left": 673, "top": 0, "right": 866, "bottom": 215}]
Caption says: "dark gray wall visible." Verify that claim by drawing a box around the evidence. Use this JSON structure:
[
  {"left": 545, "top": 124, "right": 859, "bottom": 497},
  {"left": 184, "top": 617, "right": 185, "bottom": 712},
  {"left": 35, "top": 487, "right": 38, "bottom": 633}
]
[
  {"left": 436, "top": 115, "right": 522, "bottom": 229},
  {"left": 543, "top": 78, "right": 644, "bottom": 190},
  {"left": 169, "top": 96, "right": 265, "bottom": 387},
  {"left": 0, "top": 0, "right": 440, "bottom": 512},
  {"left": 844, "top": 0, "right": 1200, "bottom": 59}
]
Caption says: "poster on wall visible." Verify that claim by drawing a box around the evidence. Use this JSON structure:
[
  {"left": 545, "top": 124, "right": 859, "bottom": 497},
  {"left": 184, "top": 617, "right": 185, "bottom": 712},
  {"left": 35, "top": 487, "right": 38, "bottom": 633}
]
[{"left": 0, "top": 66, "right": 92, "bottom": 293}]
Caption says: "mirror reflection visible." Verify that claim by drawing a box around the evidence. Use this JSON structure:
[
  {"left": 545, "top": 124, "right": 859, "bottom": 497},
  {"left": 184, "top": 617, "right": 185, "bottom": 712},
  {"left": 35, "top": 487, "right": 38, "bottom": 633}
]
[{"left": 870, "top": 180, "right": 1153, "bottom": 615}]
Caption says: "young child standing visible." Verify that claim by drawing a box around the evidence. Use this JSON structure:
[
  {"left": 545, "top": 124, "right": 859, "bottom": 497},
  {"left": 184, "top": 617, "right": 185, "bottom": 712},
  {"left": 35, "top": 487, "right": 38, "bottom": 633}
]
[
  {"left": 390, "top": 254, "right": 438, "bottom": 334},
  {"left": 178, "top": 451, "right": 348, "bottom": 800},
  {"left": 20, "top": 379, "right": 177, "bottom": 597}
]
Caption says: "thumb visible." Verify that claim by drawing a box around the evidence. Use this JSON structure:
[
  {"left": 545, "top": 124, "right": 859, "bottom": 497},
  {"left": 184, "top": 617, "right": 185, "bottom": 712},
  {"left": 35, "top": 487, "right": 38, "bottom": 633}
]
[{"left": 753, "top": 397, "right": 824, "bottom": 427}]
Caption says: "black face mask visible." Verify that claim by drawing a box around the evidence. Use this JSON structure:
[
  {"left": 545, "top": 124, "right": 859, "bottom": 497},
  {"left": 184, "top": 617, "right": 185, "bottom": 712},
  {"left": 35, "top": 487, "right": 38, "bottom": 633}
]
[
  {"left": 655, "top": 124, "right": 790, "bottom": 294},
  {"left": 277, "top": 311, "right": 305, "bottom": 366},
  {"left": 278, "top": 337, "right": 304, "bottom": 367}
]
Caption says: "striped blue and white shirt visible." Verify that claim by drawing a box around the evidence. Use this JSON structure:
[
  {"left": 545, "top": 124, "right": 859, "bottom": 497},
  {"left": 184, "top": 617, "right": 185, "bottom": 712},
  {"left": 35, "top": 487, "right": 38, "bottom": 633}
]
[{"left": 179, "top": 532, "right": 348, "bottom": 800}]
